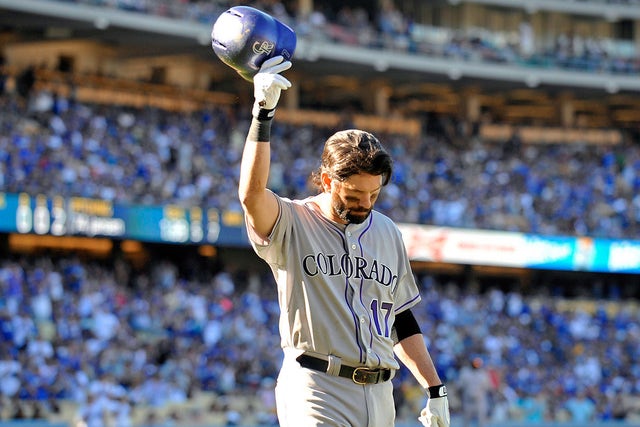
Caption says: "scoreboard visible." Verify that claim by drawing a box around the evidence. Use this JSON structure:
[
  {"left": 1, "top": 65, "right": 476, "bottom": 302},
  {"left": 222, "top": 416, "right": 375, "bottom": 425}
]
[
  {"left": 4, "top": 192, "right": 640, "bottom": 273},
  {"left": 0, "top": 192, "right": 248, "bottom": 246}
]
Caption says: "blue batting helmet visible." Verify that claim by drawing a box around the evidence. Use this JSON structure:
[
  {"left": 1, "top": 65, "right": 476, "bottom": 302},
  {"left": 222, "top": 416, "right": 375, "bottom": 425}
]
[{"left": 211, "top": 6, "right": 296, "bottom": 82}]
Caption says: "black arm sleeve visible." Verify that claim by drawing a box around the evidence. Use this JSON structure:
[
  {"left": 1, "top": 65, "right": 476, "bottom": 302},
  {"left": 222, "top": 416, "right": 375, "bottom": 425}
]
[
  {"left": 247, "top": 116, "right": 273, "bottom": 142},
  {"left": 393, "top": 309, "right": 422, "bottom": 342}
]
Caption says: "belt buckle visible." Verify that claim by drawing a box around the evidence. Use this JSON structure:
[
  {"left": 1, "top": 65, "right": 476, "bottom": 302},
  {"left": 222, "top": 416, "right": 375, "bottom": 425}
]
[{"left": 352, "top": 367, "right": 373, "bottom": 385}]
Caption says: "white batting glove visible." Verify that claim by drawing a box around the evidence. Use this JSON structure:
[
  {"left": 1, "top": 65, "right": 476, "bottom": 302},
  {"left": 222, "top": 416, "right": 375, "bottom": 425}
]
[
  {"left": 252, "top": 56, "right": 292, "bottom": 119},
  {"left": 418, "top": 385, "right": 450, "bottom": 427}
]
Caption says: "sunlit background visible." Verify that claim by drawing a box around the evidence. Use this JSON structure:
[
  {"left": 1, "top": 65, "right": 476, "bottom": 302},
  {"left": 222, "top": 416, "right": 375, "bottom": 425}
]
[{"left": 0, "top": 1, "right": 639, "bottom": 426}]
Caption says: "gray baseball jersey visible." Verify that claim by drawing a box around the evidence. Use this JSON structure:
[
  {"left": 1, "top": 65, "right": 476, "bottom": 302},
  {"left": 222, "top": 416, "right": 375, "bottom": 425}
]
[{"left": 248, "top": 192, "right": 421, "bottom": 370}]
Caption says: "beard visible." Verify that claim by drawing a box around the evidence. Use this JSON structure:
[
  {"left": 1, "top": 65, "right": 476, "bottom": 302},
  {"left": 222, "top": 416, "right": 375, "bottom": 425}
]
[{"left": 332, "top": 193, "right": 371, "bottom": 224}]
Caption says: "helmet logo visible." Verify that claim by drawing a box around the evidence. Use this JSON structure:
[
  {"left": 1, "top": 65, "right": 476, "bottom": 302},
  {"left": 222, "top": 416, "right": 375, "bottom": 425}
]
[{"left": 252, "top": 40, "right": 275, "bottom": 55}]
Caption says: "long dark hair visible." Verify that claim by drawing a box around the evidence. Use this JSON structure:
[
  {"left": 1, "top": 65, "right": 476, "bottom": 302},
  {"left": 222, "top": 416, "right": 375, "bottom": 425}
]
[{"left": 310, "top": 129, "right": 393, "bottom": 190}]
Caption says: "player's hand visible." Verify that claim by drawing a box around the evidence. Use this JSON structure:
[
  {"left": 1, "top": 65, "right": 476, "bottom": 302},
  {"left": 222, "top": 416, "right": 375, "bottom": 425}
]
[
  {"left": 253, "top": 55, "right": 292, "bottom": 118},
  {"left": 418, "top": 395, "right": 450, "bottom": 427}
]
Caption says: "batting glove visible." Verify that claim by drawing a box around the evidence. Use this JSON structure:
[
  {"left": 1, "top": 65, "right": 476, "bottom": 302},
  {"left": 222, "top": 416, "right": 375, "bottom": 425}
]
[
  {"left": 252, "top": 55, "right": 292, "bottom": 119},
  {"left": 418, "top": 385, "right": 450, "bottom": 427}
]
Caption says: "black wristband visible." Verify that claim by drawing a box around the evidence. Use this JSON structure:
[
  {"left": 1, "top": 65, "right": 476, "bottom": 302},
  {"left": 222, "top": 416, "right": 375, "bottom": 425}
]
[
  {"left": 254, "top": 108, "right": 276, "bottom": 121},
  {"left": 427, "top": 384, "right": 447, "bottom": 399},
  {"left": 248, "top": 117, "right": 272, "bottom": 142}
]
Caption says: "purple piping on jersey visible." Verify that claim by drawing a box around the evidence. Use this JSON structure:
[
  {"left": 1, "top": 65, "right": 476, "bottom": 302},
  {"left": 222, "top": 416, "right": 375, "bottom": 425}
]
[
  {"left": 357, "top": 214, "right": 380, "bottom": 365},
  {"left": 345, "top": 217, "right": 366, "bottom": 364},
  {"left": 344, "top": 272, "right": 364, "bottom": 364},
  {"left": 325, "top": 217, "right": 364, "bottom": 363},
  {"left": 395, "top": 294, "right": 420, "bottom": 313}
]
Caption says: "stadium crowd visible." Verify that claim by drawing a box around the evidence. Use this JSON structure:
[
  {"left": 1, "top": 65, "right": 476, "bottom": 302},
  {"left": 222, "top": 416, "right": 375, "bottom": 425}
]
[
  {"left": 1, "top": 2, "right": 640, "bottom": 426},
  {"left": 56, "top": 0, "right": 640, "bottom": 75},
  {"left": 1, "top": 75, "right": 640, "bottom": 425},
  {"left": 2, "top": 82, "right": 640, "bottom": 240},
  {"left": 0, "top": 253, "right": 639, "bottom": 426}
]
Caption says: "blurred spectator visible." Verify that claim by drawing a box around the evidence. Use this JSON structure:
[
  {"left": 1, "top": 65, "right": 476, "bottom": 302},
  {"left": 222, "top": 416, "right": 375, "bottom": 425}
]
[
  {"left": 514, "top": 390, "right": 547, "bottom": 422},
  {"left": 564, "top": 388, "right": 597, "bottom": 423},
  {"left": 457, "top": 357, "right": 492, "bottom": 426}
]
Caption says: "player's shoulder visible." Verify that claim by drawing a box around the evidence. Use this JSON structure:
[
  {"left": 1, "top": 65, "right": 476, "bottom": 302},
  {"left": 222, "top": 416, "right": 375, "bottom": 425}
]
[
  {"left": 277, "top": 194, "right": 319, "bottom": 219},
  {"left": 367, "top": 211, "right": 406, "bottom": 242},
  {"left": 268, "top": 192, "right": 303, "bottom": 209},
  {"left": 287, "top": 195, "right": 316, "bottom": 211},
  {"left": 371, "top": 209, "right": 400, "bottom": 229}
]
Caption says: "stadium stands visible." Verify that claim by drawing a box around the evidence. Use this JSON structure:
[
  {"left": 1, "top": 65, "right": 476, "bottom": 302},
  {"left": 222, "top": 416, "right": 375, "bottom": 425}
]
[
  {"left": 45, "top": 0, "right": 640, "bottom": 77},
  {"left": 2, "top": 82, "right": 640, "bottom": 239},
  {"left": 1, "top": 254, "right": 639, "bottom": 426},
  {"left": 1, "top": 1, "right": 640, "bottom": 426}
]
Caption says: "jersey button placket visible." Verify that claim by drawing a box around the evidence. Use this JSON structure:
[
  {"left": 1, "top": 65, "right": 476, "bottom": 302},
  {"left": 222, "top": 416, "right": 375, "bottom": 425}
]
[{"left": 346, "top": 230, "right": 356, "bottom": 251}]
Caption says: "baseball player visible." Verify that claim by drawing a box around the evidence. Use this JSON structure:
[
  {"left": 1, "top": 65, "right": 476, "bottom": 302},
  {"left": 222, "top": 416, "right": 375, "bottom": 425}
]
[{"left": 238, "top": 56, "right": 450, "bottom": 427}]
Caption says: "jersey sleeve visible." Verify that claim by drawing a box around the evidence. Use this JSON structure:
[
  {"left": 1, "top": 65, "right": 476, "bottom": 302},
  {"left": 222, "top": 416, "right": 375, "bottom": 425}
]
[
  {"left": 392, "top": 225, "right": 422, "bottom": 314},
  {"left": 246, "top": 193, "right": 292, "bottom": 268}
]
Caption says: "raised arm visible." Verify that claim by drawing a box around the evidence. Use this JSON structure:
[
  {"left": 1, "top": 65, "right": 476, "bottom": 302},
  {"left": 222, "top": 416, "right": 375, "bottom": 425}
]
[{"left": 238, "top": 56, "right": 292, "bottom": 240}]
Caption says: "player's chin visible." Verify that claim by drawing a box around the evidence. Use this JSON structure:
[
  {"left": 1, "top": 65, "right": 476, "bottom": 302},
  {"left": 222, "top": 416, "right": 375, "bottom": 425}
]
[{"left": 346, "top": 211, "right": 371, "bottom": 224}]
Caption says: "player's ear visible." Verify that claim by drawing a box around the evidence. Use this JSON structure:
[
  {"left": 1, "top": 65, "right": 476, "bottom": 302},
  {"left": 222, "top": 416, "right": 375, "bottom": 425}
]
[{"left": 321, "top": 172, "right": 333, "bottom": 193}]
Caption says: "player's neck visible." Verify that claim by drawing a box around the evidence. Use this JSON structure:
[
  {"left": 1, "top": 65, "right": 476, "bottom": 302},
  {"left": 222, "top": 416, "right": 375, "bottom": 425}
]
[{"left": 310, "top": 193, "right": 348, "bottom": 227}]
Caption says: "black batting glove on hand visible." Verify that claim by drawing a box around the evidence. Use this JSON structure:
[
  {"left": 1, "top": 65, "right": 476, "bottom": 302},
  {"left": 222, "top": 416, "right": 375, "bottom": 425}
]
[
  {"left": 252, "top": 55, "right": 292, "bottom": 120},
  {"left": 418, "top": 385, "right": 450, "bottom": 427}
]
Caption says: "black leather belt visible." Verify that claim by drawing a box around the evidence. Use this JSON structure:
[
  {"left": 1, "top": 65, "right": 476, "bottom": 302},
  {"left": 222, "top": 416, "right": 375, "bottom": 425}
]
[{"left": 296, "top": 354, "right": 392, "bottom": 385}]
